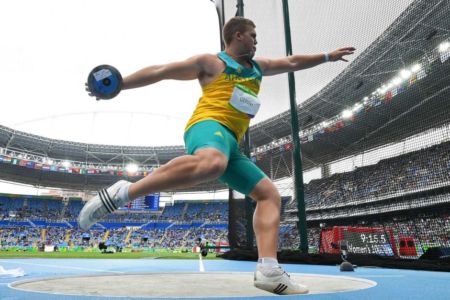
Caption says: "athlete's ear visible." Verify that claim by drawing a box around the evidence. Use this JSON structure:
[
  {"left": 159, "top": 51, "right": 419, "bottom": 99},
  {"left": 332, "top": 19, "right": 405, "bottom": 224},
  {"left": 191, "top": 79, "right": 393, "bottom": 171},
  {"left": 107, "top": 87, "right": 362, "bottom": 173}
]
[{"left": 235, "top": 31, "right": 243, "bottom": 41}]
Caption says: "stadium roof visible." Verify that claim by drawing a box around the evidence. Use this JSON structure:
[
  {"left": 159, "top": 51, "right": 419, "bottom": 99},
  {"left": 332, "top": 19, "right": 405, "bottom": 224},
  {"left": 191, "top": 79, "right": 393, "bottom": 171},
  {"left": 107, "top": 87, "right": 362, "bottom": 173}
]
[{"left": 0, "top": 0, "right": 449, "bottom": 191}]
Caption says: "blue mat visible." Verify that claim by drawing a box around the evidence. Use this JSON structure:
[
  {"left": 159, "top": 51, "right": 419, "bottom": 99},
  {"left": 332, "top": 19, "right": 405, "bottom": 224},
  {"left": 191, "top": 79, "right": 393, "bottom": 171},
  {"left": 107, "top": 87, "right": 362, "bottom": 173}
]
[{"left": 0, "top": 259, "right": 449, "bottom": 299}]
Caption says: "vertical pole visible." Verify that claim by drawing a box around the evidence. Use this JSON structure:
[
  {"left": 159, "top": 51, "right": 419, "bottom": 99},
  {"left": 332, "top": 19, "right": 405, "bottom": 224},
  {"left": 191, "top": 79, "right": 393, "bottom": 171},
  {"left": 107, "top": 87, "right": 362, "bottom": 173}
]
[
  {"left": 214, "top": 0, "right": 226, "bottom": 51},
  {"left": 236, "top": 0, "right": 244, "bottom": 16},
  {"left": 228, "top": 188, "right": 238, "bottom": 250},
  {"left": 215, "top": 0, "right": 236, "bottom": 250},
  {"left": 236, "top": 0, "right": 255, "bottom": 250},
  {"left": 281, "top": 0, "right": 308, "bottom": 253}
]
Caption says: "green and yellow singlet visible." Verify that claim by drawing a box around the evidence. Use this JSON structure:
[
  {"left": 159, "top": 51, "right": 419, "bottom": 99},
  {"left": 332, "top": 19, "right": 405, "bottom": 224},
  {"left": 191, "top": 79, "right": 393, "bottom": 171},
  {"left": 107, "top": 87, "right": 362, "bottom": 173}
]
[{"left": 184, "top": 51, "right": 262, "bottom": 142}]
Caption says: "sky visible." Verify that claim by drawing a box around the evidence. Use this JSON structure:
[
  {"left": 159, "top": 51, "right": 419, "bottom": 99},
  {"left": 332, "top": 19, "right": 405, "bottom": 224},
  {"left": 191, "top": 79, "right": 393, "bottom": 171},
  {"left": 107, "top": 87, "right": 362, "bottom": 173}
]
[
  {"left": 0, "top": 0, "right": 220, "bottom": 146},
  {"left": 0, "top": 0, "right": 414, "bottom": 147}
]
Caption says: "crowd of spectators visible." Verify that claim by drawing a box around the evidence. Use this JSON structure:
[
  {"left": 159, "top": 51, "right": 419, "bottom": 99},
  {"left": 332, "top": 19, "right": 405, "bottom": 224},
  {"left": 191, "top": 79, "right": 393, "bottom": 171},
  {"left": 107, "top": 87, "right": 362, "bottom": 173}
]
[
  {"left": 278, "top": 225, "right": 321, "bottom": 250},
  {"left": 302, "top": 141, "right": 450, "bottom": 209},
  {"left": 1, "top": 198, "right": 228, "bottom": 224},
  {"left": 383, "top": 213, "right": 450, "bottom": 247},
  {"left": 0, "top": 200, "right": 229, "bottom": 251},
  {"left": 0, "top": 226, "right": 40, "bottom": 248},
  {"left": 306, "top": 192, "right": 450, "bottom": 221},
  {"left": 0, "top": 225, "right": 229, "bottom": 252},
  {"left": 1, "top": 210, "right": 448, "bottom": 255},
  {"left": 1, "top": 141, "right": 449, "bottom": 255}
]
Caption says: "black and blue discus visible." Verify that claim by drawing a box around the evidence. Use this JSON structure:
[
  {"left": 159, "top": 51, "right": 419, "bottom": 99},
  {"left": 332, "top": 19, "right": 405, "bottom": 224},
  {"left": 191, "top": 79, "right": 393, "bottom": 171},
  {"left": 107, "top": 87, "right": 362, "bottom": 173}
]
[{"left": 86, "top": 65, "right": 123, "bottom": 100}]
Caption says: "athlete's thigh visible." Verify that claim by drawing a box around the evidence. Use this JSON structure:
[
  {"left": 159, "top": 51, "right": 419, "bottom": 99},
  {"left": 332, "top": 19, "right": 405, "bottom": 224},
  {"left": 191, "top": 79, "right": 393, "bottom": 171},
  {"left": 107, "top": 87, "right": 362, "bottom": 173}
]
[
  {"left": 219, "top": 151, "right": 267, "bottom": 196},
  {"left": 184, "top": 120, "right": 232, "bottom": 158}
]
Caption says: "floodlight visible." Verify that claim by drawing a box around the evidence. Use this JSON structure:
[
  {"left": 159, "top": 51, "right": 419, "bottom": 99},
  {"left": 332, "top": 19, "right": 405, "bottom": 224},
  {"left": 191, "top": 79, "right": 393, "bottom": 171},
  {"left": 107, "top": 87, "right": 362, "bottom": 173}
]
[
  {"left": 126, "top": 163, "right": 139, "bottom": 173},
  {"left": 352, "top": 103, "right": 363, "bottom": 112},
  {"left": 392, "top": 77, "right": 402, "bottom": 86},
  {"left": 438, "top": 41, "right": 450, "bottom": 52},
  {"left": 411, "top": 63, "right": 421, "bottom": 73},
  {"left": 342, "top": 110, "right": 353, "bottom": 119},
  {"left": 400, "top": 69, "right": 412, "bottom": 79}
]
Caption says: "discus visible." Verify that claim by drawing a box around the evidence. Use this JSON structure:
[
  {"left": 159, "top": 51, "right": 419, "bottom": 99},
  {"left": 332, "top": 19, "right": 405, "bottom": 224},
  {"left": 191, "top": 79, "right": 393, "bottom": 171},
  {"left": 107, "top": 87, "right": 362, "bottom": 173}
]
[{"left": 86, "top": 65, "right": 122, "bottom": 100}]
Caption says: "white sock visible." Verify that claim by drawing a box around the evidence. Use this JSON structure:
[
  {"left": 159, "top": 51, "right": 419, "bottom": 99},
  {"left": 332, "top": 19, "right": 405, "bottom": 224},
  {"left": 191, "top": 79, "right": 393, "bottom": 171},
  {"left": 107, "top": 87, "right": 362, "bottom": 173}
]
[
  {"left": 257, "top": 257, "right": 281, "bottom": 276},
  {"left": 258, "top": 257, "right": 279, "bottom": 266},
  {"left": 117, "top": 182, "right": 131, "bottom": 203}
]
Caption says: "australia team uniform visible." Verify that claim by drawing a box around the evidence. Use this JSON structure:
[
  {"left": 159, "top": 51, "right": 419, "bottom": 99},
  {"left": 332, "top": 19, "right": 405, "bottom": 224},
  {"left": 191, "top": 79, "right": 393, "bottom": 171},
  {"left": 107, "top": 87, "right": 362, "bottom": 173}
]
[{"left": 184, "top": 51, "right": 266, "bottom": 195}]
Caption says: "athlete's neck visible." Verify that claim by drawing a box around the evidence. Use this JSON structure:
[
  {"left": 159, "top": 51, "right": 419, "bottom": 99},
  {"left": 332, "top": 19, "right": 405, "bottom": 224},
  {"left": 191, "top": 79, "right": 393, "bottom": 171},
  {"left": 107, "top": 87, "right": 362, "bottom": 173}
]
[{"left": 225, "top": 50, "right": 252, "bottom": 68}]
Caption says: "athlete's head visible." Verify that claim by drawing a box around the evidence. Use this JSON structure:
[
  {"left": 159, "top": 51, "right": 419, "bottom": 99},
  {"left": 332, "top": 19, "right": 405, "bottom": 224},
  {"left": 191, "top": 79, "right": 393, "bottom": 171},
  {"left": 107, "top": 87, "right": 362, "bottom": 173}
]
[{"left": 223, "top": 17, "right": 257, "bottom": 58}]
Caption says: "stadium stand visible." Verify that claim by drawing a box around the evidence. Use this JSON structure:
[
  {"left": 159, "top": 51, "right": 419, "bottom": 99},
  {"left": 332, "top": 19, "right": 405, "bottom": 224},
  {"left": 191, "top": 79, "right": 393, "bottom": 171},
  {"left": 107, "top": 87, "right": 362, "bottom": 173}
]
[
  {"left": 0, "top": 197, "right": 229, "bottom": 252},
  {"left": 0, "top": 140, "right": 448, "bottom": 257}
]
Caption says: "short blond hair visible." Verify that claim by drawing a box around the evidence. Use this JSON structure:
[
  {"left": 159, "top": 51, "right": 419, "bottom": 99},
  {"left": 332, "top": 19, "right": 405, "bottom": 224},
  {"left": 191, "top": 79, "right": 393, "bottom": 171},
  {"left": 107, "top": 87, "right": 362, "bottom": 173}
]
[{"left": 223, "top": 17, "right": 255, "bottom": 46}]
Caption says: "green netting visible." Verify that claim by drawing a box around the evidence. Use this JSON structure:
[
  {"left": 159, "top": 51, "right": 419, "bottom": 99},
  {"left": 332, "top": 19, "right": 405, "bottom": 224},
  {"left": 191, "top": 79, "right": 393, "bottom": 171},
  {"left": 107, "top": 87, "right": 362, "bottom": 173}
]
[{"left": 223, "top": 0, "right": 450, "bottom": 268}]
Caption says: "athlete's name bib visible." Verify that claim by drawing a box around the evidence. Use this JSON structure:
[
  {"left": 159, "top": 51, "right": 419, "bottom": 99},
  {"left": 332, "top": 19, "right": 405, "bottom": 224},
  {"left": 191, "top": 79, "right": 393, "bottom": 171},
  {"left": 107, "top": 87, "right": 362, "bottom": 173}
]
[{"left": 229, "top": 84, "right": 260, "bottom": 118}]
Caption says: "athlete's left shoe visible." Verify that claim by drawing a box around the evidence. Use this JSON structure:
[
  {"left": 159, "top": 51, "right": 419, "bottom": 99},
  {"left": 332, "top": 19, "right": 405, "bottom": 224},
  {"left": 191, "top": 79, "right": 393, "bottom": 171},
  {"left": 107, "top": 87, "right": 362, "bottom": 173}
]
[
  {"left": 78, "top": 180, "right": 131, "bottom": 230},
  {"left": 254, "top": 266, "right": 309, "bottom": 295}
]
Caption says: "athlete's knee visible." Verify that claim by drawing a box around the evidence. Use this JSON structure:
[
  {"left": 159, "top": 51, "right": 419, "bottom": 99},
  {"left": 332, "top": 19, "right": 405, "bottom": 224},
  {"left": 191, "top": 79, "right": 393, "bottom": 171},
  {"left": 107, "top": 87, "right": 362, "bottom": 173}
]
[
  {"left": 194, "top": 148, "right": 228, "bottom": 179},
  {"left": 250, "top": 178, "right": 281, "bottom": 204}
]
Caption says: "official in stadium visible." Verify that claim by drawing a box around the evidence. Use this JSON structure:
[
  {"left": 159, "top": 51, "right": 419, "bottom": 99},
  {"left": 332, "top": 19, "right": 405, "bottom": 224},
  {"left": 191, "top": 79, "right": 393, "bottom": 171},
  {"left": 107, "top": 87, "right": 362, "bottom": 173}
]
[{"left": 79, "top": 16, "right": 355, "bottom": 295}]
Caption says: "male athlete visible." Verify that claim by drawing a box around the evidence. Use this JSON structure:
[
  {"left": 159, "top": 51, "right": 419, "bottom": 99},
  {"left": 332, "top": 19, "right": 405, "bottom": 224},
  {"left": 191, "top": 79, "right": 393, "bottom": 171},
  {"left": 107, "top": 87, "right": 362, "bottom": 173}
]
[{"left": 78, "top": 17, "right": 355, "bottom": 294}]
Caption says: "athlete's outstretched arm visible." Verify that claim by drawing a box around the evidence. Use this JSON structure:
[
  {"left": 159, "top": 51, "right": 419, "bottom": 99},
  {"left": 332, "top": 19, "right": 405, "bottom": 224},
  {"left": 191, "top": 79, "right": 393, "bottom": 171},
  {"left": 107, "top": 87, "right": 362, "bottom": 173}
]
[
  {"left": 256, "top": 47, "right": 356, "bottom": 76},
  {"left": 122, "top": 54, "right": 209, "bottom": 90}
]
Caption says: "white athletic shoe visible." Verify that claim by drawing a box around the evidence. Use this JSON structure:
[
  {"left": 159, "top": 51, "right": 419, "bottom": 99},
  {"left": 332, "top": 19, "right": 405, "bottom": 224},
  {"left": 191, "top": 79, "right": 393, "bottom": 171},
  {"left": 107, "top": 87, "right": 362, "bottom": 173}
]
[
  {"left": 78, "top": 180, "right": 131, "bottom": 230},
  {"left": 254, "top": 266, "right": 309, "bottom": 295}
]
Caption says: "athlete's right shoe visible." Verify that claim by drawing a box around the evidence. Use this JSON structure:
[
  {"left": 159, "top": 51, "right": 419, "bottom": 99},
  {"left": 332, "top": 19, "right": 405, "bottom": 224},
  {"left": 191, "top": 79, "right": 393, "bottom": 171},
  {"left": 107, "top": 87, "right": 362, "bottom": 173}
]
[
  {"left": 254, "top": 266, "right": 309, "bottom": 295},
  {"left": 78, "top": 180, "right": 131, "bottom": 230}
]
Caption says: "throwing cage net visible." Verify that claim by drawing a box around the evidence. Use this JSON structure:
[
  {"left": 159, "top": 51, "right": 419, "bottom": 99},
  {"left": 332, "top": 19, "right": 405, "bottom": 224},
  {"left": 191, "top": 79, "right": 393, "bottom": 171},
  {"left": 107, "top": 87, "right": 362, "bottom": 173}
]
[{"left": 221, "top": 0, "right": 450, "bottom": 270}]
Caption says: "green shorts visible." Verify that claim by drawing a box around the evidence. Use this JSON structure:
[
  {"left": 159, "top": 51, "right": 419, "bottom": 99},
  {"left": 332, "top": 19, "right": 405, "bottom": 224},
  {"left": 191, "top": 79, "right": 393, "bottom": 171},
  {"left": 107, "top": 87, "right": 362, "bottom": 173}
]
[{"left": 184, "top": 120, "right": 267, "bottom": 196}]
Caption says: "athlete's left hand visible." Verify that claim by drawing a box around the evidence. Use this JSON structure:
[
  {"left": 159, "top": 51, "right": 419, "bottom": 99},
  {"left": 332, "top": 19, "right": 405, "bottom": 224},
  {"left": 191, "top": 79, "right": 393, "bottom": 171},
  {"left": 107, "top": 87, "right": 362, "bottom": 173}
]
[{"left": 328, "top": 47, "right": 356, "bottom": 62}]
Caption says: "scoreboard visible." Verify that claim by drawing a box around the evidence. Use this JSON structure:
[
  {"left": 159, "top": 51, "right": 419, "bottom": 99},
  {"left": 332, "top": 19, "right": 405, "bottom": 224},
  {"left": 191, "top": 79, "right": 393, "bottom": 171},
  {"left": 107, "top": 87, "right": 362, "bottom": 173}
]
[
  {"left": 343, "top": 230, "right": 395, "bottom": 256},
  {"left": 118, "top": 193, "right": 160, "bottom": 211},
  {"left": 320, "top": 226, "right": 398, "bottom": 257}
]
